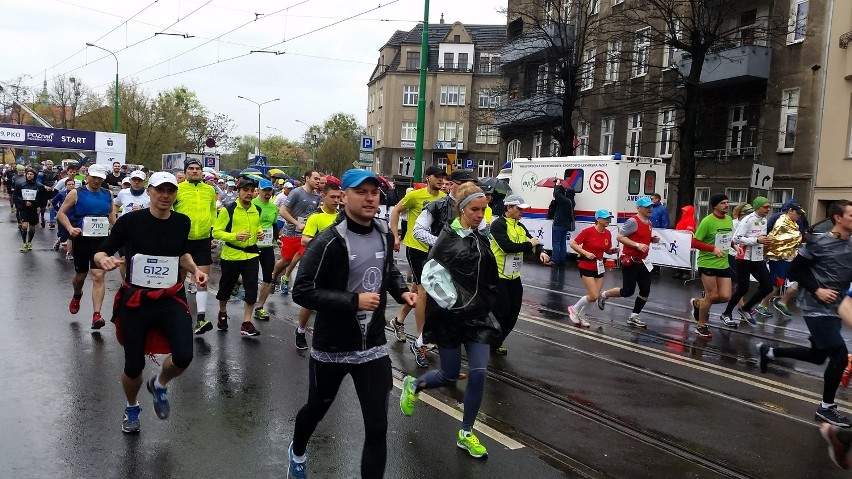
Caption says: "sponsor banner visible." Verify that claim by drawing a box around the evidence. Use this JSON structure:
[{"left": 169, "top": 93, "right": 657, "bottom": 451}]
[
  {"left": 648, "top": 228, "right": 693, "bottom": 269},
  {"left": 94, "top": 131, "right": 127, "bottom": 153},
  {"left": 0, "top": 123, "right": 97, "bottom": 150},
  {"left": 96, "top": 151, "right": 126, "bottom": 165},
  {"left": 0, "top": 126, "right": 25, "bottom": 143}
]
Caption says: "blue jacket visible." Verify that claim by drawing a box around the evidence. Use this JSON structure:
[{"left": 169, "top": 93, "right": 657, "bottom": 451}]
[{"left": 649, "top": 203, "right": 670, "bottom": 229}]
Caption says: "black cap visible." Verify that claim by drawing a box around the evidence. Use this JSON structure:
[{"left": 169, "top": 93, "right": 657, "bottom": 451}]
[
  {"left": 236, "top": 178, "right": 258, "bottom": 190},
  {"left": 424, "top": 165, "right": 448, "bottom": 177},
  {"left": 449, "top": 169, "right": 475, "bottom": 182},
  {"left": 709, "top": 193, "right": 729, "bottom": 208},
  {"left": 184, "top": 158, "right": 203, "bottom": 171}
]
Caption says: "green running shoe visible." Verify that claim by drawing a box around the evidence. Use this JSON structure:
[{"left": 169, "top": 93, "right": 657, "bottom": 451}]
[
  {"left": 457, "top": 430, "right": 488, "bottom": 458},
  {"left": 400, "top": 376, "right": 419, "bottom": 416}
]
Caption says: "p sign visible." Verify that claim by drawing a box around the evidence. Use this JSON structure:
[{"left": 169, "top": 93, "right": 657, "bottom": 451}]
[
  {"left": 463, "top": 158, "right": 475, "bottom": 170},
  {"left": 360, "top": 136, "right": 374, "bottom": 152},
  {"left": 589, "top": 170, "right": 609, "bottom": 194}
]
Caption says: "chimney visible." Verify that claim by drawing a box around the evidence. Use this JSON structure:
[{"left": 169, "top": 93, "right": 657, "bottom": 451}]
[{"left": 440, "top": 13, "right": 444, "bottom": 24}]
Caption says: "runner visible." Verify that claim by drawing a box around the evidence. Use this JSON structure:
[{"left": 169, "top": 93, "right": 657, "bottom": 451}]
[
  {"left": 56, "top": 165, "right": 116, "bottom": 328},
  {"left": 819, "top": 287, "right": 852, "bottom": 469},
  {"left": 37, "top": 160, "right": 58, "bottom": 228},
  {"left": 173, "top": 158, "right": 218, "bottom": 335},
  {"left": 568, "top": 209, "right": 620, "bottom": 327},
  {"left": 274, "top": 181, "right": 294, "bottom": 232},
  {"left": 758, "top": 202, "right": 805, "bottom": 316},
  {"left": 212, "top": 178, "right": 264, "bottom": 337},
  {"left": 597, "top": 197, "right": 661, "bottom": 328},
  {"left": 251, "top": 180, "right": 279, "bottom": 322},
  {"left": 274, "top": 171, "right": 321, "bottom": 295},
  {"left": 401, "top": 182, "right": 499, "bottom": 459},
  {"left": 758, "top": 200, "right": 852, "bottom": 427},
  {"left": 689, "top": 193, "right": 735, "bottom": 338},
  {"left": 92, "top": 171, "right": 207, "bottom": 434},
  {"left": 52, "top": 178, "right": 77, "bottom": 259},
  {"left": 113, "top": 170, "right": 150, "bottom": 278},
  {"left": 288, "top": 169, "right": 415, "bottom": 479},
  {"left": 294, "top": 182, "right": 342, "bottom": 350},
  {"left": 13, "top": 169, "right": 47, "bottom": 252},
  {"left": 490, "top": 194, "right": 548, "bottom": 353},
  {"left": 389, "top": 166, "right": 447, "bottom": 354}
]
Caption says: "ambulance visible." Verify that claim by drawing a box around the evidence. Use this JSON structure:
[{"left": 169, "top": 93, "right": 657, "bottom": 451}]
[{"left": 498, "top": 154, "right": 668, "bottom": 250}]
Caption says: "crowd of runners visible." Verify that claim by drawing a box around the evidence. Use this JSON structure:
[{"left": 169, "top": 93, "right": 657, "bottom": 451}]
[{"left": 3, "top": 159, "right": 852, "bottom": 476}]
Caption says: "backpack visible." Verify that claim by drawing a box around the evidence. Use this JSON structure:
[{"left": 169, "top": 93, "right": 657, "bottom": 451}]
[{"left": 223, "top": 202, "right": 263, "bottom": 253}]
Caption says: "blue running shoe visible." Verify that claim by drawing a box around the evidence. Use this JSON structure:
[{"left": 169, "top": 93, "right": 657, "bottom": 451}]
[
  {"left": 147, "top": 377, "right": 170, "bottom": 420},
  {"left": 287, "top": 442, "right": 308, "bottom": 478},
  {"left": 122, "top": 405, "right": 141, "bottom": 434}
]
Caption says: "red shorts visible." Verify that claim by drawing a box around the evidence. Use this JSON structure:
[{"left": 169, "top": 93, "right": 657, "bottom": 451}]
[{"left": 280, "top": 237, "right": 304, "bottom": 260}]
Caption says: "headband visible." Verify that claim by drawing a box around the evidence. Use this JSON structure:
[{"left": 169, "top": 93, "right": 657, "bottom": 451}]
[{"left": 459, "top": 192, "right": 486, "bottom": 210}]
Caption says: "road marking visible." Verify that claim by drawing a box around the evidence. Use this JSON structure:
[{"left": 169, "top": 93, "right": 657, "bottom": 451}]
[{"left": 391, "top": 378, "right": 525, "bottom": 450}]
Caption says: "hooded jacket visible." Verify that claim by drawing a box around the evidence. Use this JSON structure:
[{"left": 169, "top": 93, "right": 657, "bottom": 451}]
[
  {"left": 552, "top": 185, "right": 576, "bottom": 229},
  {"left": 675, "top": 205, "right": 696, "bottom": 232},
  {"left": 13, "top": 176, "right": 47, "bottom": 210},
  {"left": 649, "top": 202, "right": 670, "bottom": 229}
]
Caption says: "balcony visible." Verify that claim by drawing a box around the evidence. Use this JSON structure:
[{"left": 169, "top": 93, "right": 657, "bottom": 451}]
[
  {"left": 436, "top": 63, "right": 473, "bottom": 73},
  {"left": 501, "top": 23, "right": 574, "bottom": 66},
  {"left": 495, "top": 93, "right": 562, "bottom": 128},
  {"left": 677, "top": 45, "right": 771, "bottom": 87}
]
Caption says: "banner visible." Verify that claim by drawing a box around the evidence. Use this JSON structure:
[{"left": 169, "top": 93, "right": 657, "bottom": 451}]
[
  {"left": 0, "top": 123, "right": 96, "bottom": 151},
  {"left": 162, "top": 152, "right": 186, "bottom": 170},
  {"left": 648, "top": 228, "right": 693, "bottom": 269}
]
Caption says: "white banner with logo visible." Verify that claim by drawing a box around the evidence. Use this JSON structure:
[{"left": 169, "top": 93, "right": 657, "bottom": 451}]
[{"left": 648, "top": 228, "right": 693, "bottom": 269}]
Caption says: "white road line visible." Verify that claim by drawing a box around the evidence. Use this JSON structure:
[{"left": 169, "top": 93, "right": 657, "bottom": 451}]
[{"left": 392, "top": 378, "right": 525, "bottom": 450}]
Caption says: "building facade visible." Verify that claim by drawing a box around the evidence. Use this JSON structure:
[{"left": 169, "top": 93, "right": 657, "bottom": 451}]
[{"left": 366, "top": 20, "right": 505, "bottom": 179}]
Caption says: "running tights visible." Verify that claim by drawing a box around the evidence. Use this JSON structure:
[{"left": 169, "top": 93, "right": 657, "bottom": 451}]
[
  {"left": 773, "top": 339, "right": 848, "bottom": 404},
  {"left": 619, "top": 263, "right": 651, "bottom": 314},
  {"left": 725, "top": 259, "right": 772, "bottom": 314},
  {"left": 494, "top": 278, "right": 523, "bottom": 347},
  {"left": 416, "top": 341, "right": 490, "bottom": 431},
  {"left": 20, "top": 226, "right": 34, "bottom": 243}
]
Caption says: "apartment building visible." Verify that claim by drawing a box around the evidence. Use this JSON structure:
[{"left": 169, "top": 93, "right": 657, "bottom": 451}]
[
  {"left": 498, "top": 0, "right": 830, "bottom": 221},
  {"left": 366, "top": 19, "right": 505, "bottom": 178}
]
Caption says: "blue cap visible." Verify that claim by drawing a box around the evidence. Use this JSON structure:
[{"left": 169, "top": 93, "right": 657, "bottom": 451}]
[
  {"left": 258, "top": 179, "right": 273, "bottom": 190},
  {"left": 636, "top": 197, "right": 653, "bottom": 207},
  {"left": 595, "top": 209, "right": 614, "bottom": 219},
  {"left": 341, "top": 169, "right": 380, "bottom": 190}
]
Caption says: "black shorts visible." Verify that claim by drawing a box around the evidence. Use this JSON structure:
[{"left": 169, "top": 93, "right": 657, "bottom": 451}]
[
  {"left": 19, "top": 208, "right": 38, "bottom": 225},
  {"left": 72, "top": 236, "right": 106, "bottom": 273},
  {"left": 698, "top": 267, "right": 733, "bottom": 278},
  {"left": 405, "top": 247, "right": 429, "bottom": 285},
  {"left": 258, "top": 247, "right": 275, "bottom": 283},
  {"left": 185, "top": 238, "right": 213, "bottom": 267},
  {"left": 217, "top": 257, "right": 260, "bottom": 304},
  {"left": 120, "top": 289, "right": 193, "bottom": 378},
  {"left": 579, "top": 268, "right": 604, "bottom": 279}
]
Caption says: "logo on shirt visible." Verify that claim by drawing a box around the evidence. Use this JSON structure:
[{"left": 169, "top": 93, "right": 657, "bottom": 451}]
[{"left": 363, "top": 266, "right": 382, "bottom": 292}]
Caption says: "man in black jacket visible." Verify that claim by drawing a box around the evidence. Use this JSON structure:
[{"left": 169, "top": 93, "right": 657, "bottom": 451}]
[
  {"left": 550, "top": 183, "right": 576, "bottom": 266},
  {"left": 289, "top": 168, "right": 416, "bottom": 479}
]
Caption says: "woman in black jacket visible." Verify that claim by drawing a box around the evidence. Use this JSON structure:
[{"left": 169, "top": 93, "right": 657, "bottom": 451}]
[{"left": 399, "top": 182, "right": 500, "bottom": 459}]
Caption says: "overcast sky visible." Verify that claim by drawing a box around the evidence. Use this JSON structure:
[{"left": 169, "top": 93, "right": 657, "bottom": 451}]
[{"left": 1, "top": 0, "right": 507, "bottom": 145}]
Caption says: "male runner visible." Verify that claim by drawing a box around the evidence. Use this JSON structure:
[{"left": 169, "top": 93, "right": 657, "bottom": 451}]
[
  {"left": 274, "top": 171, "right": 321, "bottom": 295},
  {"left": 13, "top": 169, "right": 47, "bottom": 251},
  {"left": 689, "top": 193, "right": 735, "bottom": 338},
  {"left": 252, "top": 179, "right": 280, "bottom": 321}
]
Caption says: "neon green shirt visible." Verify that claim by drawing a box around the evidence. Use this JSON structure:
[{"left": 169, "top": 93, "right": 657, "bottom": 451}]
[
  {"left": 400, "top": 188, "right": 445, "bottom": 252},
  {"left": 303, "top": 209, "right": 339, "bottom": 238},
  {"left": 694, "top": 213, "right": 733, "bottom": 270}
]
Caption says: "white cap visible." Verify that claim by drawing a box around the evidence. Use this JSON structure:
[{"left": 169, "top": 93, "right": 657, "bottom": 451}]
[
  {"left": 503, "top": 194, "right": 530, "bottom": 209},
  {"left": 130, "top": 170, "right": 147, "bottom": 180},
  {"left": 87, "top": 165, "right": 107, "bottom": 179},
  {"left": 283, "top": 181, "right": 294, "bottom": 189},
  {"left": 149, "top": 172, "right": 178, "bottom": 188},
  {"left": 121, "top": 177, "right": 131, "bottom": 185}
]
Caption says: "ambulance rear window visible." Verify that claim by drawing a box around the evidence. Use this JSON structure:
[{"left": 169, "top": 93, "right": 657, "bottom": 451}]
[
  {"left": 563, "top": 169, "right": 584, "bottom": 192},
  {"left": 628, "top": 169, "right": 641, "bottom": 195},
  {"left": 644, "top": 171, "right": 657, "bottom": 195}
]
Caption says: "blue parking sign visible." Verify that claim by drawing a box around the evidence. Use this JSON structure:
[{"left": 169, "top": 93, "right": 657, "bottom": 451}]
[
  {"left": 463, "top": 158, "right": 475, "bottom": 170},
  {"left": 360, "top": 136, "right": 374, "bottom": 152}
]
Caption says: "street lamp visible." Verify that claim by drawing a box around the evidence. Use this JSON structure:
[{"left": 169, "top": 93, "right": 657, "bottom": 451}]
[
  {"left": 295, "top": 119, "right": 318, "bottom": 169},
  {"left": 237, "top": 95, "right": 280, "bottom": 156},
  {"left": 266, "top": 125, "right": 283, "bottom": 138},
  {"left": 85, "top": 42, "right": 119, "bottom": 133}
]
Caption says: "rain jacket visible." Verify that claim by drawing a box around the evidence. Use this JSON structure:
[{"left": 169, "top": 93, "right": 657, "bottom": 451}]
[
  {"left": 675, "top": 205, "right": 696, "bottom": 232},
  {"left": 212, "top": 201, "right": 261, "bottom": 261},
  {"left": 490, "top": 216, "right": 542, "bottom": 280},
  {"left": 649, "top": 203, "right": 670, "bottom": 229},
  {"left": 13, "top": 177, "right": 47, "bottom": 211},
  {"left": 174, "top": 180, "right": 217, "bottom": 240},
  {"left": 732, "top": 211, "right": 768, "bottom": 261},
  {"left": 552, "top": 185, "right": 576, "bottom": 230},
  {"left": 423, "top": 219, "right": 501, "bottom": 348}
]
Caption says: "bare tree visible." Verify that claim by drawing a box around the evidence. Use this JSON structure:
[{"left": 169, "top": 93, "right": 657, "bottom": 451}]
[{"left": 50, "top": 75, "right": 86, "bottom": 129}]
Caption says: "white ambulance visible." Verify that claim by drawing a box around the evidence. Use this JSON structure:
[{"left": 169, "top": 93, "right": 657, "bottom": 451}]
[{"left": 499, "top": 154, "right": 668, "bottom": 250}]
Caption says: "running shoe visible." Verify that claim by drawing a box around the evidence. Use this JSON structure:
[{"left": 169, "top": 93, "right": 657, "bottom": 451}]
[
  {"left": 756, "top": 342, "right": 771, "bottom": 373},
  {"left": 146, "top": 377, "right": 170, "bottom": 420},
  {"left": 817, "top": 405, "right": 852, "bottom": 428},
  {"left": 254, "top": 308, "right": 270, "bottom": 321},
  {"left": 194, "top": 319, "right": 212, "bottom": 335},
  {"left": 280, "top": 277, "right": 290, "bottom": 295},
  {"left": 820, "top": 423, "right": 852, "bottom": 469},
  {"left": 25, "top": 242, "right": 32, "bottom": 251},
  {"left": 287, "top": 442, "right": 308, "bottom": 479},
  {"left": 694, "top": 325, "right": 713, "bottom": 338},
  {"left": 240, "top": 321, "right": 260, "bottom": 337},
  {"left": 295, "top": 329, "right": 308, "bottom": 350},
  {"left": 690, "top": 298, "right": 700, "bottom": 322},
  {"left": 186, "top": 282, "right": 197, "bottom": 294},
  {"left": 217, "top": 312, "right": 228, "bottom": 331},
  {"left": 493, "top": 346, "right": 508, "bottom": 356},
  {"left": 122, "top": 404, "right": 141, "bottom": 434},
  {"left": 457, "top": 430, "right": 488, "bottom": 458},
  {"left": 231, "top": 283, "right": 240, "bottom": 297},
  {"left": 391, "top": 319, "right": 406, "bottom": 342},
  {"left": 19, "top": 243, "right": 26, "bottom": 252},
  {"left": 567, "top": 306, "right": 581, "bottom": 326},
  {"left": 596, "top": 290, "right": 608, "bottom": 310},
  {"left": 719, "top": 313, "right": 738, "bottom": 328},
  {"left": 744, "top": 308, "right": 759, "bottom": 325},
  {"left": 52, "top": 239, "right": 60, "bottom": 251},
  {"left": 399, "top": 375, "right": 419, "bottom": 416},
  {"left": 627, "top": 313, "right": 646, "bottom": 328},
  {"left": 737, "top": 306, "right": 757, "bottom": 325},
  {"left": 578, "top": 316, "right": 590, "bottom": 328},
  {"left": 65, "top": 252, "right": 74, "bottom": 261},
  {"left": 91, "top": 312, "right": 105, "bottom": 329},
  {"left": 772, "top": 297, "right": 792, "bottom": 317},
  {"left": 48, "top": 222, "right": 55, "bottom": 229},
  {"left": 40, "top": 219, "right": 45, "bottom": 228},
  {"left": 409, "top": 340, "right": 429, "bottom": 368},
  {"left": 754, "top": 305, "right": 772, "bottom": 317}
]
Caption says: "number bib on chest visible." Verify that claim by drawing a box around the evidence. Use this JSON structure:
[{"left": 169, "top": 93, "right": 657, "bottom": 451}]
[
  {"left": 82, "top": 216, "right": 109, "bottom": 237},
  {"left": 356, "top": 311, "right": 373, "bottom": 336},
  {"left": 503, "top": 254, "right": 523, "bottom": 276},
  {"left": 130, "top": 254, "right": 179, "bottom": 288},
  {"left": 22, "top": 189, "right": 37, "bottom": 201},
  {"left": 257, "top": 227, "right": 274, "bottom": 247},
  {"left": 714, "top": 233, "right": 731, "bottom": 252}
]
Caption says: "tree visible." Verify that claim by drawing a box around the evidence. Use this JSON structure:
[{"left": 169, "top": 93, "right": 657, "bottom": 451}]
[
  {"left": 317, "top": 134, "right": 358, "bottom": 176},
  {"left": 49, "top": 75, "right": 86, "bottom": 129}
]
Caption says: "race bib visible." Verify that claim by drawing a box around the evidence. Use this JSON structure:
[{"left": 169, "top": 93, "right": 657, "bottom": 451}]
[
  {"left": 714, "top": 233, "right": 731, "bottom": 252},
  {"left": 642, "top": 257, "right": 654, "bottom": 272},
  {"left": 130, "top": 254, "right": 179, "bottom": 288},
  {"left": 356, "top": 311, "right": 372, "bottom": 336},
  {"left": 21, "top": 189, "right": 36, "bottom": 201},
  {"left": 503, "top": 254, "right": 523, "bottom": 276},
  {"left": 596, "top": 259, "right": 605, "bottom": 275},
  {"left": 74, "top": 179, "right": 83, "bottom": 188},
  {"left": 296, "top": 216, "right": 307, "bottom": 230},
  {"left": 82, "top": 216, "right": 109, "bottom": 237},
  {"left": 257, "top": 227, "right": 274, "bottom": 247}
]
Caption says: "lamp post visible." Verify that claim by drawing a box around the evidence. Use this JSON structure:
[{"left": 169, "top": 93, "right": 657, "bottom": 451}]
[
  {"left": 295, "top": 119, "right": 318, "bottom": 169},
  {"left": 85, "top": 42, "right": 119, "bottom": 132},
  {"left": 266, "top": 125, "right": 283, "bottom": 138},
  {"left": 237, "top": 96, "right": 280, "bottom": 156}
]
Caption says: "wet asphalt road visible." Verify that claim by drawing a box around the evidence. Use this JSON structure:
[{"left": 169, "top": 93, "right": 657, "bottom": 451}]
[{"left": 1, "top": 202, "right": 850, "bottom": 478}]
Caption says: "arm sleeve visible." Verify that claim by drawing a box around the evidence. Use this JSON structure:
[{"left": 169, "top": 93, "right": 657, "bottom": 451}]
[
  {"left": 303, "top": 215, "right": 319, "bottom": 238},
  {"left": 413, "top": 208, "right": 438, "bottom": 246},
  {"left": 690, "top": 238, "right": 716, "bottom": 252},
  {"left": 211, "top": 208, "right": 237, "bottom": 242},
  {"left": 491, "top": 219, "right": 532, "bottom": 254}
]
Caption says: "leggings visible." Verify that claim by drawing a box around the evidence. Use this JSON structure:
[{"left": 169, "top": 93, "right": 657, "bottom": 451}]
[
  {"left": 494, "top": 278, "right": 523, "bottom": 347},
  {"left": 725, "top": 259, "right": 773, "bottom": 314},
  {"left": 120, "top": 293, "right": 193, "bottom": 378},
  {"left": 773, "top": 337, "right": 848, "bottom": 404},
  {"left": 292, "top": 356, "right": 392, "bottom": 479},
  {"left": 416, "top": 341, "right": 490, "bottom": 431}
]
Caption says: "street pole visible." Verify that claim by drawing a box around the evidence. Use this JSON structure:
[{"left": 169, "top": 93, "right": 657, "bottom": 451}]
[
  {"left": 86, "top": 42, "right": 119, "bottom": 132},
  {"left": 413, "top": 0, "right": 429, "bottom": 182},
  {"left": 237, "top": 96, "right": 280, "bottom": 157}
]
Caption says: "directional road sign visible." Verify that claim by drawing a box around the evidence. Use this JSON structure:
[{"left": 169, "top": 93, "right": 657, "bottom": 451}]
[{"left": 750, "top": 163, "right": 774, "bottom": 190}]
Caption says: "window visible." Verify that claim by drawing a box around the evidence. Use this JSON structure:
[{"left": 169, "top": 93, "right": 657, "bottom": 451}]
[
  {"left": 479, "top": 53, "right": 501, "bottom": 73},
  {"left": 581, "top": 48, "right": 596, "bottom": 91},
  {"left": 633, "top": 28, "right": 650, "bottom": 77},
  {"left": 662, "top": 21, "right": 681, "bottom": 68},
  {"left": 726, "top": 188, "right": 748, "bottom": 206},
  {"left": 475, "top": 125, "right": 498, "bottom": 144},
  {"left": 438, "top": 122, "right": 463, "bottom": 142},
  {"left": 643, "top": 171, "right": 656, "bottom": 195},
  {"left": 562, "top": 169, "right": 584, "bottom": 192},
  {"left": 549, "top": 138, "right": 561, "bottom": 156},
  {"left": 533, "top": 133, "right": 543, "bottom": 157},
  {"left": 478, "top": 159, "right": 495, "bottom": 179},
  {"left": 478, "top": 89, "right": 500, "bottom": 109},
  {"left": 627, "top": 113, "right": 642, "bottom": 156},
  {"left": 605, "top": 39, "right": 621, "bottom": 83},
  {"left": 728, "top": 105, "right": 748, "bottom": 153},
  {"left": 440, "top": 85, "right": 467, "bottom": 105},
  {"left": 695, "top": 187, "right": 710, "bottom": 219},
  {"left": 443, "top": 52, "right": 454, "bottom": 69},
  {"left": 453, "top": 34, "right": 461, "bottom": 43},
  {"left": 590, "top": 0, "right": 600, "bottom": 14},
  {"left": 378, "top": 88, "right": 383, "bottom": 108},
  {"left": 613, "top": 0, "right": 624, "bottom": 5},
  {"left": 628, "top": 170, "right": 641, "bottom": 195},
  {"left": 740, "top": 10, "right": 757, "bottom": 46},
  {"left": 398, "top": 157, "right": 413, "bottom": 175},
  {"left": 779, "top": 88, "right": 799, "bottom": 152},
  {"left": 537, "top": 64, "right": 549, "bottom": 94},
  {"left": 368, "top": 93, "right": 375, "bottom": 112},
  {"left": 600, "top": 117, "right": 614, "bottom": 155},
  {"left": 437, "top": 157, "right": 447, "bottom": 171},
  {"left": 788, "top": 0, "right": 808, "bottom": 43},
  {"left": 401, "top": 121, "right": 416, "bottom": 141},
  {"left": 770, "top": 188, "right": 794, "bottom": 214},
  {"left": 406, "top": 51, "right": 420, "bottom": 70},
  {"left": 402, "top": 85, "right": 419, "bottom": 106},
  {"left": 458, "top": 53, "right": 469, "bottom": 71},
  {"left": 658, "top": 109, "right": 675, "bottom": 158},
  {"left": 376, "top": 123, "right": 382, "bottom": 142},
  {"left": 507, "top": 139, "right": 521, "bottom": 161},
  {"left": 576, "top": 121, "right": 590, "bottom": 155}
]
